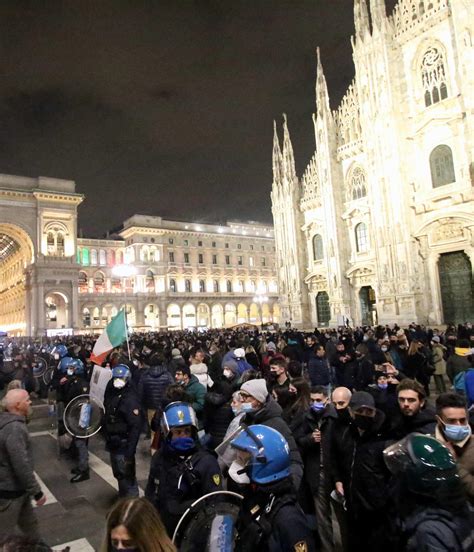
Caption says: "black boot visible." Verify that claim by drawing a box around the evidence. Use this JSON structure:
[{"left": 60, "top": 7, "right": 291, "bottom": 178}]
[
  {"left": 70, "top": 467, "right": 81, "bottom": 475},
  {"left": 70, "top": 470, "right": 90, "bottom": 483}
]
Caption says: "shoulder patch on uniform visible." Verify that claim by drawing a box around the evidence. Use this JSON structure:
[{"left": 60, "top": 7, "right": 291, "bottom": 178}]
[
  {"left": 294, "top": 542, "right": 308, "bottom": 552},
  {"left": 212, "top": 474, "right": 221, "bottom": 486},
  {"left": 133, "top": 409, "right": 140, "bottom": 416}
]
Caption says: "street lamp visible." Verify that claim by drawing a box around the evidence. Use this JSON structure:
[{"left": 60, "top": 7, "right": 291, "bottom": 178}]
[{"left": 253, "top": 289, "right": 268, "bottom": 329}]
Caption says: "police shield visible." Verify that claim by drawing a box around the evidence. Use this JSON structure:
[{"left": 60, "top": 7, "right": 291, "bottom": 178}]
[
  {"left": 173, "top": 491, "right": 243, "bottom": 552},
  {"left": 63, "top": 394, "right": 104, "bottom": 438},
  {"left": 32, "top": 357, "right": 48, "bottom": 379}
]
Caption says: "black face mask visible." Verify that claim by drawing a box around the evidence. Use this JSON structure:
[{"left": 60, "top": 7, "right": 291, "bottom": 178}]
[
  {"left": 353, "top": 414, "right": 375, "bottom": 431},
  {"left": 336, "top": 408, "right": 351, "bottom": 423}
]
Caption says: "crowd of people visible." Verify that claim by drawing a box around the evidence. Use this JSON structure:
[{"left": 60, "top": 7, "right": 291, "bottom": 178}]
[{"left": 0, "top": 321, "right": 473, "bottom": 551}]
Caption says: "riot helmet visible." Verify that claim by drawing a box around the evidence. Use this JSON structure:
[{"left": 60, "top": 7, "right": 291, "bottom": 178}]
[
  {"left": 111, "top": 364, "right": 131, "bottom": 389},
  {"left": 52, "top": 344, "right": 68, "bottom": 360},
  {"left": 230, "top": 424, "right": 290, "bottom": 485},
  {"left": 67, "top": 358, "right": 85, "bottom": 376},
  {"left": 383, "top": 433, "right": 459, "bottom": 496}
]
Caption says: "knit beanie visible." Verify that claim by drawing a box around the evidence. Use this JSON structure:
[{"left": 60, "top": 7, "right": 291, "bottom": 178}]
[{"left": 240, "top": 379, "right": 268, "bottom": 404}]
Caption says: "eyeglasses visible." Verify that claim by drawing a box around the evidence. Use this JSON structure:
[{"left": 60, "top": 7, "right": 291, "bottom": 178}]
[{"left": 239, "top": 392, "right": 252, "bottom": 402}]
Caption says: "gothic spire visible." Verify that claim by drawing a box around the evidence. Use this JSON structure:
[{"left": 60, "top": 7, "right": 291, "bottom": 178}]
[
  {"left": 369, "top": 0, "right": 386, "bottom": 30},
  {"left": 282, "top": 114, "right": 296, "bottom": 181},
  {"left": 315, "top": 48, "right": 331, "bottom": 119},
  {"left": 354, "top": 0, "right": 370, "bottom": 41},
  {"left": 272, "top": 120, "right": 283, "bottom": 185}
]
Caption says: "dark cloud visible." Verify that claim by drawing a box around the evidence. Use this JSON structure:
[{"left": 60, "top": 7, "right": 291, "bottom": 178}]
[{"left": 0, "top": 0, "right": 398, "bottom": 237}]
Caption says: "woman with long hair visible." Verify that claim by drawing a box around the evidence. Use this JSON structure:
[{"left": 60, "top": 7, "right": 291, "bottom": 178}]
[{"left": 101, "top": 497, "right": 176, "bottom": 552}]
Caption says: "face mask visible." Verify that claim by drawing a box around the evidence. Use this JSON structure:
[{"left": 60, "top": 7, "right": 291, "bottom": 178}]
[
  {"left": 443, "top": 423, "right": 471, "bottom": 442},
  {"left": 54, "top": 353, "right": 60, "bottom": 360},
  {"left": 353, "top": 414, "right": 374, "bottom": 431},
  {"left": 132, "top": 359, "right": 139, "bottom": 366},
  {"left": 231, "top": 406, "right": 241, "bottom": 416},
  {"left": 241, "top": 403, "right": 256, "bottom": 414},
  {"left": 223, "top": 369, "right": 233, "bottom": 379},
  {"left": 377, "top": 383, "right": 388, "bottom": 390},
  {"left": 169, "top": 436, "right": 195, "bottom": 452},
  {"left": 381, "top": 346, "right": 388, "bottom": 352},
  {"left": 363, "top": 335, "right": 369, "bottom": 342},
  {"left": 228, "top": 459, "right": 251, "bottom": 485},
  {"left": 311, "top": 402, "right": 326, "bottom": 412},
  {"left": 67, "top": 368, "right": 74, "bottom": 376},
  {"left": 336, "top": 407, "right": 351, "bottom": 422},
  {"left": 113, "top": 378, "right": 126, "bottom": 389}
]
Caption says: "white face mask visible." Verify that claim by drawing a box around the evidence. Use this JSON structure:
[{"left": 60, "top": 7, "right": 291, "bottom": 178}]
[
  {"left": 228, "top": 459, "right": 251, "bottom": 485},
  {"left": 54, "top": 353, "right": 60, "bottom": 360},
  {"left": 67, "top": 368, "right": 74, "bottom": 376},
  {"left": 223, "top": 369, "right": 233, "bottom": 379},
  {"left": 113, "top": 378, "right": 126, "bottom": 389}
]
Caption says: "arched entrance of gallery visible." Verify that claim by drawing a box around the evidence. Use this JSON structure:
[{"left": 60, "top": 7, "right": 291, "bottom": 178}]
[
  {"left": 0, "top": 223, "right": 35, "bottom": 335},
  {"left": 44, "top": 291, "right": 70, "bottom": 331}
]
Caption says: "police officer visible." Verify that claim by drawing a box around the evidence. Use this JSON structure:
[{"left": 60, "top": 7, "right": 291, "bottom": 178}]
[
  {"left": 229, "top": 424, "right": 316, "bottom": 552},
  {"left": 57, "top": 358, "right": 90, "bottom": 482},
  {"left": 145, "top": 401, "right": 223, "bottom": 536},
  {"left": 103, "top": 364, "right": 142, "bottom": 497}
]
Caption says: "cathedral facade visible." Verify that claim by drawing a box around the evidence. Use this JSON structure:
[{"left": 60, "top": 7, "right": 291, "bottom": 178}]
[{"left": 271, "top": 0, "right": 474, "bottom": 328}]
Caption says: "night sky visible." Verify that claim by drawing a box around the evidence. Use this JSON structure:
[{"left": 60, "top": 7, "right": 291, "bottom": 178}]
[{"left": 0, "top": 0, "right": 397, "bottom": 237}]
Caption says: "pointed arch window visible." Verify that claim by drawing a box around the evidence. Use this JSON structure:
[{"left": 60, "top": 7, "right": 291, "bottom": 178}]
[
  {"left": 350, "top": 167, "right": 367, "bottom": 200},
  {"left": 312, "top": 234, "right": 324, "bottom": 261},
  {"left": 430, "top": 145, "right": 455, "bottom": 188},
  {"left": 355, "top": 223, "right": 369, "bottom": 253},
  {"left": 421, "top": 47, "right": 448, "bottom": 107}
]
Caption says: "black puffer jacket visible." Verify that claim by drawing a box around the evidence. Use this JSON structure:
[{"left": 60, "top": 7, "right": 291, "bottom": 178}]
[
  {"left": 242, "top": 398, "right": 304, "bottom": 490},
  {"left": 138, "top": 364, "right": 173, "bottom": 410},
  {"left": 203, "top": 378, "right": 235, "bottom": 447},
  {"left": 389, "top": 406, "right": 436, "bottom": 440},
  {"left": 331, "top": 410, "right": 392, "bottom": 513}
]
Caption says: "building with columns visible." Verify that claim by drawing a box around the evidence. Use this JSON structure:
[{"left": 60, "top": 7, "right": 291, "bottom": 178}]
[
  {"left": 272, "top": 0, "right": 474, "bottom": 328},
  {"left": 0, "top": 174, "right": 278, "bottom": 336}
]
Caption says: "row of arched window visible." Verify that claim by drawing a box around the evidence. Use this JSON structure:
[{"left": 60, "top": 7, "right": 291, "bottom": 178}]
[
  {"left": 77, "top": 248, "right": 123, "bottom": 267},
  {"left": 169, "top": 279, "right": 270, "bottom": 294}
]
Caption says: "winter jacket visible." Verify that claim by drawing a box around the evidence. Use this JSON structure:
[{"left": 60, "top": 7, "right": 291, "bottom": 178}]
[
  {"left": 435, "top": 427, "right": 474, "bottom": 503},
  {"left": 431, "top": 344, "right": 447, "bottom": 376},
  {"left": 389, "top": 406, "right": 437, "bottom": 440},
  {"left": 138, "top": 364, "right": 173, "bottom": 410},
  {"left": 353, "top": 356, "right": 374, "bottom": 391},
  {"left": 203, "top": 380, "right": 234, "bottom": 447},
  {"left": 185, "top": 374, "right": 206, "bottom": 415},
  {"left": 242, "top": 398, "right": 304, "bottom": 490},
  {"left": 190, "top": 362, "right": 213, "bottom": 389},
  {"left": 307, "top": 356, "right": 330, "bottom": 386},
  {"left": 330, "top": 410, "right": 392, "bottom": 513},
  {"left": 0, "top": 412, "right": 42, "bottom": 499},
  {"left": 294, "top": 405, "right": 337, "bottom": 494},
  {"left": 447, "top": 353, "right": 471, "bottom": 383},
  {"left": 404, "top": 507, "right": 473, "bottom": 552}
]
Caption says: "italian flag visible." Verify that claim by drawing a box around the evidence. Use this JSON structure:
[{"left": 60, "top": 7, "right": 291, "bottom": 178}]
[{"left": 90, "top": 309, "right": 128, "bottom": 365}]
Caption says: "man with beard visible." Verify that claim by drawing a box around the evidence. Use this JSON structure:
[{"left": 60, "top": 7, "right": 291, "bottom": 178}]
[
  {"left": 0, "top": 389, "right": 46, "bottom": 538},
  {"left": 294, "top": 386, "right": 337, "bottom": 552},
  {"left": 390, "top": 378, "right": 436, "bottom": 439}
]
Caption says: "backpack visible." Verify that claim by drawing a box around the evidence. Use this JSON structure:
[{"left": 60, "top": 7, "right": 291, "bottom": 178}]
[{"left": 453, "top": 368, "right": 474, "bottom": 407}]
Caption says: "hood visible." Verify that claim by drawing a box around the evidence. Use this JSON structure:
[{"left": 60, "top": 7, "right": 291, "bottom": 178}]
[
  {"left": 187, "top": 374, "right": 200, "bottom": 386},
  {"left": 0, "top": 412, "right": 24, "bottom": 430},
  {"left": 190, "top": 363, "right": 208, "bottom": 375},
  {"left": 149, "top": 364, "right": 168, "bottom": 378}
]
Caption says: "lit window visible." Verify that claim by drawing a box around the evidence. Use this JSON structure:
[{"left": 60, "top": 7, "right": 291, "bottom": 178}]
[
  {"left": 238, "top": 256, "right": 243, "bottom": 265},
  {"left": 249, "top": 256, "right": 254, "bottom": 267},
  {"left": 355, "top": 223, "right": 369, "bottom": 253},
  {"left": 90, "top": 249, "right": 98, "bottom": 265},
  {"left": 82, "top": 248, "right": 90, "bottom": 266},
  {"left": 421, "top": 46, "right": 448, "bottom": 107},
  {"left": 430, "top": 145, "right": 455, "bottom": 188}
]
